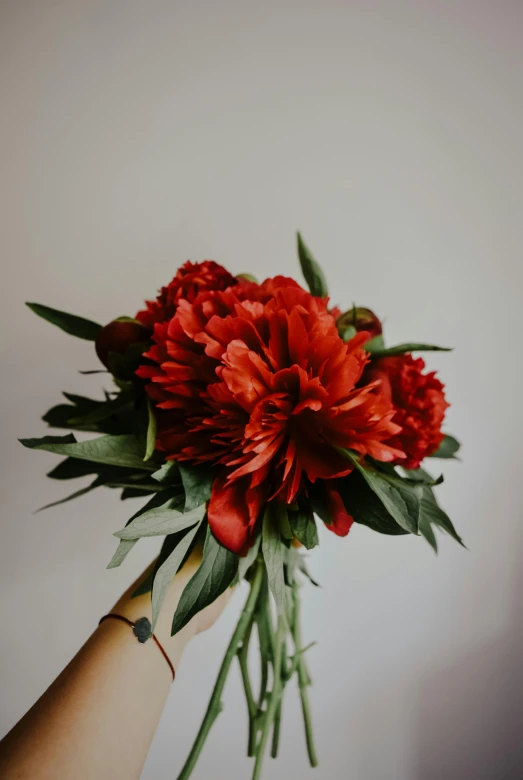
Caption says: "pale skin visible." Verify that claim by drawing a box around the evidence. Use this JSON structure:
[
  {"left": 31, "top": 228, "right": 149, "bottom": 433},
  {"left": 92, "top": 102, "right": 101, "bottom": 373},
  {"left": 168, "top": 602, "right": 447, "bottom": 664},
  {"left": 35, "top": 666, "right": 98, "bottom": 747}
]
[{"left": 0, "top": 550, "right": 231, "bottom": 779}]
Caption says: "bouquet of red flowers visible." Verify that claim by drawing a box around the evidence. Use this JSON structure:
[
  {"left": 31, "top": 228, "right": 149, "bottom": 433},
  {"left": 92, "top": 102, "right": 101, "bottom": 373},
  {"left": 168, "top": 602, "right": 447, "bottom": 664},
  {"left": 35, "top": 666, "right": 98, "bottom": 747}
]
[{"left": 21, "top": 234, "right": 462, "bottom": 779}]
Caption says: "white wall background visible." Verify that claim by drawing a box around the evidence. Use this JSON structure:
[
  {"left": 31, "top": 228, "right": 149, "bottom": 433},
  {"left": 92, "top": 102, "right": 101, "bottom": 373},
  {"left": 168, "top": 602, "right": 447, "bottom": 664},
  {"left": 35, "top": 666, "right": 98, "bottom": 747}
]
[{"left": 1, "top": 1, "right": 522, "bottom": 778}]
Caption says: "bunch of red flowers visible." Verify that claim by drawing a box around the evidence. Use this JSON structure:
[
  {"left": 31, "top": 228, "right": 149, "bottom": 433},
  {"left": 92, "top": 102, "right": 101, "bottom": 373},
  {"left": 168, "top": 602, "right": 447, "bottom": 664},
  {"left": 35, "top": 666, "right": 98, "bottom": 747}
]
[
  {"left": 23, "top": 235, "right": 460, "bottom": 780},
  {"left": 135, "top": 261, "right": 448, "bottom": 553}
]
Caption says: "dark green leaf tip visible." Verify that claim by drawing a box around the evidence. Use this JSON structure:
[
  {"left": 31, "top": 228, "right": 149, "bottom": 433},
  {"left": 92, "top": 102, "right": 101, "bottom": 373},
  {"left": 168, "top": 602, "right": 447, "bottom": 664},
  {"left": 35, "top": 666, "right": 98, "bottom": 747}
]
[
  {"left": 26, "top": 302, "right": 102, "bottom": 341},
  {"left": 296, "top": 232, "right": 329, "bottom": 299}
]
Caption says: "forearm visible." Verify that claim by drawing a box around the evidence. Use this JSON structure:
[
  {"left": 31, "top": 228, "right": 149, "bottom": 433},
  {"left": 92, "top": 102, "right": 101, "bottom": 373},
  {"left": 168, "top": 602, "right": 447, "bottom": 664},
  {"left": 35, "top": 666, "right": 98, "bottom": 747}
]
[{"left": 0, "top": 560, "right": 198, "bottom": 780}]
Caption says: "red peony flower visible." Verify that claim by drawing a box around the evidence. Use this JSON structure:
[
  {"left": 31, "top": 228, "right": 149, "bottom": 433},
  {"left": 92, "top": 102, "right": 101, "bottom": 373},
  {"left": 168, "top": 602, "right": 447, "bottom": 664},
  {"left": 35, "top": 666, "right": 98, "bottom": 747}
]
[
  {"left": 136, "top": 260, "right": 238, "bottom": 326},
  {"left": 366, "top": 355, "right": 449, "bottom": 469},
  {"left": 137, "top": 278, "right": 404, "bottom": 554}
]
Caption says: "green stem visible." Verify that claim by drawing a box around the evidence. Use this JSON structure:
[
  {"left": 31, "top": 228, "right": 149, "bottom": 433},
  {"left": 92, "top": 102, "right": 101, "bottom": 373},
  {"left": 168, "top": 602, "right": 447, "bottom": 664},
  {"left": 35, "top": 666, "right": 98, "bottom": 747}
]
[
  {"left": 270, "top": 634, "right": 287, "bottom": 758},
  {"left": 176, "top": 560, "right": 264, "bottom": 780},
  {"left": 292, "top": 583, "right": 318, "bottom": 768},
  {"left": 237, "top": 618, "right": 258, "bottom": 757},
  {"left": 255, "top": 578, "right": 273, "bottom": 708},
  {"left": 285, "top": 641, "right": 316, "bottom": 681},
  {"left": 252, "top": 615, "right": 285, "bottom": 780}
]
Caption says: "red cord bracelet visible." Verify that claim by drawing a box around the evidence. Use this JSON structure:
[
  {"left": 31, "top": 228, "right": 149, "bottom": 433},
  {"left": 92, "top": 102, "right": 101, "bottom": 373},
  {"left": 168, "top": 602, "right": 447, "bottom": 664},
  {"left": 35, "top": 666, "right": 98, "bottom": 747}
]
[{"left": 99, "top": 613, "right": 175, "bottom": 683}]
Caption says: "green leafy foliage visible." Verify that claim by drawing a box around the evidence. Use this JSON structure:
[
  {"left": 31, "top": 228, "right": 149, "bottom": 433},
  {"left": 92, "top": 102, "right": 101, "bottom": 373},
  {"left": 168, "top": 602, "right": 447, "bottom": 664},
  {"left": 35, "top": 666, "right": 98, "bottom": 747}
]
[
  {"left": 296, "top": 233, "right": 328, "bottom": 298},
  {"left": 262, "top": 507, "right": 287, "bottom": 614},
  {"left": 115, "top": 504, "right": 205, "bottom": 540},
  {"left": 366, "top": 343, "right": 451, "bottom": 357},
  {"left": 20, "top": 433, "right": 153, "bottom": 470},
  {"left": 418, "top": 506, "right": 439, "bottom": 552},
  {"left": 171, "top": 527, "right": 238, "bottom": 635},
  {"left": 43, "top": 394, "right": 110, "bottom": 433},
  {"left": 66, "top": 393, "right": 135, "bottom": 427},
  {"left": 340, "top": 450, "right": 421, "bottom": 534},
  {"left": 178, "top": 463, "right": 214, "bottom": 511},
  {"left": 42, "top": 390, "right": 145, "bottom": 437},
  {"left": 151, "top": 521, "right": 203, "bottom": 630},
  {"left": 419, "top": 485, "right": 465, "bottom": 548},
  {"left": 26, "top": 302, "right": 102, "bottom": 341},
  {"left": 106, "top": 489, "right": 185, "bottom": 569},
  {"left": 429, "top": 434, "right": 461, "bottom": 459},
  {"left": 336, "top": 471, "right": 410, "bottom": 536},
  {"left": 289, "top": 508, "right": 319, "bottom": 550}
]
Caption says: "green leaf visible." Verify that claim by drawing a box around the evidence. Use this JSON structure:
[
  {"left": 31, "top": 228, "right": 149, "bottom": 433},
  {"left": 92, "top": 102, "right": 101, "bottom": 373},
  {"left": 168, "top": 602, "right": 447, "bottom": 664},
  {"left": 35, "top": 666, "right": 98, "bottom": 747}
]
[
  {"left": 296, "top": 233, "right": 328, "bottom": 298},
  {"left": 67, "top": 394, "right": 134, "bottom": 426},
  {"left": 289, "top": 508, "right": 319, "bottom": 550},
  {"left": 151, "top": 521, "right": 203, "bottom": 631},
  {"left": 128, "top": 489, "right": 184, "bottom": 523},
  {"left": 429, "top": 434, "right": 461, "bottom": 459},
  {"left": 20, "top": 433, "right": 154, "bottom": 471},
  {"left": 144, "top": 400, "right": 157, "bottom": 461},
  {"left": 178, "top": 463, "right": 214, "bottom": 511},
  {"left": 399, "top": 466, "right": 444, "bottom": 486},
  {"left": 120, "top": 487, "right": 155, "bottom": 499},
  {"left": 418, "top": 510, "right": 439, "bottom": 553},
  {"left": 420, "top": 486, "right": 465, "bottom": 547},
  {"left": 367, "top": 343, "right": 452, "bottom": 357},
  {"left": 171, "top": 528, "right": 238, "bottom": 635},
  {"left": 107, "top": 539, "right": 138, "bottom": 569},
  {"left": 274, "top": 503, "right": 293, "bottom": 540},
  {"left": 42, "top": 392, "right": 134, "bottom": 434},
  {"left": 48, "top": 458, "right": 157, "bottom": 493},
  {"left": 152, "top": 461, "right": 180, "bottom": 485},
  {"left": 238, "top": 536, "right": 261, "bottom": 581},
  {"left": 115, "top": 504, "right": 205, "bottom": 540},
  {"left": 262, "top": 506, "right": 287, "bottom": 614},
  {"left": 26, "top": 302, "right": 102, "bottom": 341},
  {"left": 336, "top": 471, "right": 410, "bottom": 536},
  {"left": 47, "top": 457, "right": 102, "bottom": 480},
  {"left": 35, "top": 477, "right": 103, "bottom": 512},
  {"left": 340, "top": 450, "right": 420, "bottom": 534},
  {"left": 106, "top": 490, "right": 183, "bottom": 569}
]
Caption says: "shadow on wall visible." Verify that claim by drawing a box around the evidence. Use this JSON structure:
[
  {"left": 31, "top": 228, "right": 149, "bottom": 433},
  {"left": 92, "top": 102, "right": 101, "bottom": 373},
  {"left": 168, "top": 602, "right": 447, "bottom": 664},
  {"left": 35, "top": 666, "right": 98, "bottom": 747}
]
[{"left": 415, "top": 532, "right": 523, "bottom": 780}]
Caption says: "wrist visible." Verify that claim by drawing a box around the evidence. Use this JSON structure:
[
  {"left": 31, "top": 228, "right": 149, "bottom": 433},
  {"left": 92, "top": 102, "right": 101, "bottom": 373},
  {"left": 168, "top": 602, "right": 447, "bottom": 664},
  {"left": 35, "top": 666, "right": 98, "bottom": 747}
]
[{"left": 112, "top": 563, "right": 197, "bottom": 668}]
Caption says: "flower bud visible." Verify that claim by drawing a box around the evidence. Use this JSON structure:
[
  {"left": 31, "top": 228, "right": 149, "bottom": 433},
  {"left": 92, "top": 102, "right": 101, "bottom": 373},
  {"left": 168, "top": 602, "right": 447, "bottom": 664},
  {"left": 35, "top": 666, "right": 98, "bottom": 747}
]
[
  {"left": 337, "top": 307, "right": 382, "bottom": 339},
  {"left": 95, "top": 319, "right": 150, "bottom": 368}
]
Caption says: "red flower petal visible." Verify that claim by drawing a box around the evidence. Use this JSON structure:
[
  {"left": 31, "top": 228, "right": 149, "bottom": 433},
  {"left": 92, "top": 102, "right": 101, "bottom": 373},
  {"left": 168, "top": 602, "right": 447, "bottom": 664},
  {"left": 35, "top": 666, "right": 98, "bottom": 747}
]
[
  {"left": 207, "top": 475, "right": 267, "bottom": 555},
  {"left": 324, "top": 483, "right": 354, "bottom": 536}
]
